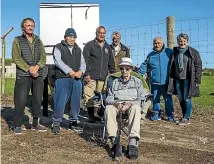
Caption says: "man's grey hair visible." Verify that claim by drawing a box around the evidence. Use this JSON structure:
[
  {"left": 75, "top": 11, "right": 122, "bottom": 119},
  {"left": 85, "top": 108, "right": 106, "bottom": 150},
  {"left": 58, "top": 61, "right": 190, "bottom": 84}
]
[
  {"left": 153, "top": 37, "right": 163, "bottom": 43},
  {"left": 21, "top": 17, "right": 35, "bottom": 31},
  {"left": 177, "top": 33, "right": 189, "bottom": 41},
  {"left": 111, "top": 31, "right": 121, "bottom": 39},
  {"left": 96, "top": 26, "right": 106, "bottom": 35}
]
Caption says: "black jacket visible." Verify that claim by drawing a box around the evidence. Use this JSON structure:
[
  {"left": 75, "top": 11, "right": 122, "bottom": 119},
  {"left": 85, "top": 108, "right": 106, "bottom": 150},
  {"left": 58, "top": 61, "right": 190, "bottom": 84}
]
[
  {"left": 83, "top": 39, "right": 115, "bottom": 81},
  {"left": 167, "top": 46, "right": 202, "bottom": 97}
]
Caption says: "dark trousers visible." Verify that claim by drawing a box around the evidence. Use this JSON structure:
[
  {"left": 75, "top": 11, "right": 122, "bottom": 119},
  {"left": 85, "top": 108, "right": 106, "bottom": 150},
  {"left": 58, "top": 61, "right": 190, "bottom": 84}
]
[
  {"left": 42, "top": 76, "right": 49, "bottom": 117},
  {"left": 14, "top": 76, "right": 44, "bottom": 127},
  {"left": 175, "top": 79, "right": 192, "bottom": 119},
  {"left": 52, "top": 78, "right": 82, "bottom": 123},
  {"left": 151, "top": 84, "right": 174, "bottom": 117}
]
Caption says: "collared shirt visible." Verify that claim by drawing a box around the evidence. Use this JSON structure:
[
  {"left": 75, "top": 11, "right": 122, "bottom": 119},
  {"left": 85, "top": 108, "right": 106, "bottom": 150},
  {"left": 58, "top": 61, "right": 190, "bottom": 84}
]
[
  {"left": 12, "top": 33, "right": 46, "bottom": 72},
  {"left": 113, "top": 44, "right": 121, "bottom": 56}
]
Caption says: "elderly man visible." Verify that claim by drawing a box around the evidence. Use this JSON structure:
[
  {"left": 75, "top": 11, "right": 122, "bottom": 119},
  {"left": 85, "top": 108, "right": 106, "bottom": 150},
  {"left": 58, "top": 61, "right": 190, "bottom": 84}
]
[
  {"left": 137, "top": 37, "right": 174, "bottom": 121},
  {"left": 111, "top": 31, "right": 130, "bottom": 72},
  {"left": 52, "top": 28, "right": 86, "bottom": 134},
  {"left": 12, "top": 18, "right": 46, "bottom": 134},
  {"left": 105, "top": 57, "right": 146, "bottom": 159},
  {"left": 83, "top": 26, "right": 115, "bottom": 123}
]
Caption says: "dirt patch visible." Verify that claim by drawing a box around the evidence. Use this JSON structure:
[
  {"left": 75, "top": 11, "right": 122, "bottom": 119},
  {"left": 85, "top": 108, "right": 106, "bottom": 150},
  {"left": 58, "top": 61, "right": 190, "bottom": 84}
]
[{"left": 1, "top": 98, "right": 214, "bottom": 164}]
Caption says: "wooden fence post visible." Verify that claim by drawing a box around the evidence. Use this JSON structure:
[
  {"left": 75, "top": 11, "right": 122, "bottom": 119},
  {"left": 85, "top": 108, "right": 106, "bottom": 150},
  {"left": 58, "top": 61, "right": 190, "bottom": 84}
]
[{"left": 166, "top": 16, "right": 175, "bottom": 49}]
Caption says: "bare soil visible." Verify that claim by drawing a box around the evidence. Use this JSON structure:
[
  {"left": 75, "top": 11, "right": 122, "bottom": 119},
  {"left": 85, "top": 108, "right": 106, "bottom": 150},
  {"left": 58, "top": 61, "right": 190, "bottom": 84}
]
[{"left": 1, "top": 96, "right": 214, "bottom": 164}]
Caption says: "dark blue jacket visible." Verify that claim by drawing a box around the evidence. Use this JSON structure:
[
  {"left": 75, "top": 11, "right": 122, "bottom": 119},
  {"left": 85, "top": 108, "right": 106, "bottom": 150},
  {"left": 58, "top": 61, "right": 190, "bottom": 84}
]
[{"left": 138, "top": 47, "right": 173, "bottom": 85}]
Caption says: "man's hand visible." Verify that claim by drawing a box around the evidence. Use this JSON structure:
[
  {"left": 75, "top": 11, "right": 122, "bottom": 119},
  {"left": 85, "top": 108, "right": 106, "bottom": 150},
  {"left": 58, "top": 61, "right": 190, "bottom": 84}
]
[
  {"left": 75, "top": 70, "right": 83, "bottom": 79},
  {"left": 114, "top": 102, "right": 123, "bottom": 110},
  {"left": 32, "top": 72, "right": 39, "bottom": 78},
  {"left": 69, "top": 70, "right": 76, "bottom": 78},
  {"left": 121, "top": 102, "right": 132, "bottom": 112},
  {"left": 84, "top": 75, "right": 91, "bottom": 84},
  {"left": 29, "top": 65, "right": 39, "bottom": 77}
]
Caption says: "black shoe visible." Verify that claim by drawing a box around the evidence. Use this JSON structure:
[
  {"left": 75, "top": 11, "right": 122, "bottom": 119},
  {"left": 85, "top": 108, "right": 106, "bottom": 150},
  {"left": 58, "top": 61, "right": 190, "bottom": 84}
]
[
  {"left": 52, "top": 123, "right": 60, "bottom": 135},
  {"left": 69, "top": 121, "right": 83, "bottom": 133},
  {"left": 128, "top": 145, "right": 139, "bottom": 159},
  {"left": 31, "top": 124, "right": 47, "bottom": 132},
  {"left": 14, "top": 127, "right": 22, "bottom": 135}
]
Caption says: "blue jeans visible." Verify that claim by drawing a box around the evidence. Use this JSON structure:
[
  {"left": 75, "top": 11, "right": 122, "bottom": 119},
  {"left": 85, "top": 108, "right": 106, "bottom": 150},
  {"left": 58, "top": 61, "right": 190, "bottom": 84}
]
[
  {"left": 52, "top": 78, "right": 82, "bottom": 123},
  {"left": 151, "top": 84, "right": 174, "bottom": 117},
  {"left": 175, "top": 79, "right": 192, "bottom": 119}
]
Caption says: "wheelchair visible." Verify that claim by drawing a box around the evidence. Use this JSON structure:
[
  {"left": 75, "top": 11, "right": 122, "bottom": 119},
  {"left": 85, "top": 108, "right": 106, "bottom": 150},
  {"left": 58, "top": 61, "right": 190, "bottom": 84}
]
[{"left": 84, "top": 71, "right": 152, "bottom": 160}]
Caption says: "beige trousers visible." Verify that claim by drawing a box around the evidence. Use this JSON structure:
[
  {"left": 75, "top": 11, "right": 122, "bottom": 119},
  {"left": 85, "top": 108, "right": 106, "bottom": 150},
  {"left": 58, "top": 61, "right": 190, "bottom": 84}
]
[
  {"left": 105, "top": 104, "right": 141, "bottom": 139},
  {"left": 84, "top": 80, "right": 105, "bottom": 103}
]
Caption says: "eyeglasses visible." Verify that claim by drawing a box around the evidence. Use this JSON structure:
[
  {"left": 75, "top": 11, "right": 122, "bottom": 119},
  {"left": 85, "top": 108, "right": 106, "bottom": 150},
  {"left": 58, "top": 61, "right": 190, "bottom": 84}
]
[{"left": 120, "top": 67, "right": 130, "bottom": 71}]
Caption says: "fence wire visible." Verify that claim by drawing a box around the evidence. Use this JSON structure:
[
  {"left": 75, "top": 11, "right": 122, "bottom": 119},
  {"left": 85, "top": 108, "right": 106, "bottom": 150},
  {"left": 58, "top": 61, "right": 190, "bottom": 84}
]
[
  {"left": 2, "top": 16, "right": 214, "bottom": 68},
  {"left": 106, "top": 16, "right": 214, "bottom": 68}
]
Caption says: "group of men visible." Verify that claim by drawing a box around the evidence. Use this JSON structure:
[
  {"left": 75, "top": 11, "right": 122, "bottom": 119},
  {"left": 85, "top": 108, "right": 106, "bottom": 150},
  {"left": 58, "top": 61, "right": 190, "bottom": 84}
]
[{"left": 12, "top": 17, "right": 202, "bottom": 160}]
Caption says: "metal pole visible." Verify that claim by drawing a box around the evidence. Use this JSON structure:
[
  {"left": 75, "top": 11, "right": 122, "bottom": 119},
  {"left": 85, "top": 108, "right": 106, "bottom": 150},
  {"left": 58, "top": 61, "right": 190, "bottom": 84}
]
[
  {"left": 1, "top": 39, "right": 6, "bottom": 94},
  {"left": 166, "top": 16, "right": 175, "bottom": 49},
  {"left": 1, "top": 27, "right": 14, "bottom": 95}
]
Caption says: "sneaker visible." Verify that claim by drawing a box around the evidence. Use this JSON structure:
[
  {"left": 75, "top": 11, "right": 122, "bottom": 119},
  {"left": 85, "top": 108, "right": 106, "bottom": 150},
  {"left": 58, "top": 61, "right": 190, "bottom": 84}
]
[
  {"left": 128, "top": 145, "right": 139, "bottom": 159},
  {"left": 69, "top": 121, "right": 83, "bottom": 133},
  {"left": 177, "top": 118, "right": 190, "bottom": 126},
  {"left": 31, "top": 124, "right": 47, "bottom": 132},
  {"left": 52, "top": 123, "right": 60, "bottom": 135},
  {"left": 111, "top": 144, "right": 123, "bottom": 159},
  {"left": 14, "top": 127, "right": 22, "bottom": 135},
  {"left": 168, "top": 116, "right": 174, "bottom": 122},
  {"left": 151, "top": 111, "right": 161, "bottom": 121}
]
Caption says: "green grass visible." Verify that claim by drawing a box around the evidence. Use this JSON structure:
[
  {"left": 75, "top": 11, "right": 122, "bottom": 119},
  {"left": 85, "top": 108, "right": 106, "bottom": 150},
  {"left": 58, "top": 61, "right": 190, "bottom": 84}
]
[
  {"left": 192, "top": 76, "right": 214, "bottom": 108},
  {"left": 3, "top": 76, "right": 214, "bottom": 109},
  {"left": 4, "top": 78, "right": 15, "bottom": 96}
]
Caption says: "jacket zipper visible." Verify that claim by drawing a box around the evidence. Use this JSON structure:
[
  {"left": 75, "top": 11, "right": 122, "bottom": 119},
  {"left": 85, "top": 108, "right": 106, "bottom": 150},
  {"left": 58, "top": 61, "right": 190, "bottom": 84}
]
[
  {"left": 159, "top": 53, "right": 162, "bottom": 85},
  {"left": 100, "top": 47, "right": 103, "bottom": 78}
]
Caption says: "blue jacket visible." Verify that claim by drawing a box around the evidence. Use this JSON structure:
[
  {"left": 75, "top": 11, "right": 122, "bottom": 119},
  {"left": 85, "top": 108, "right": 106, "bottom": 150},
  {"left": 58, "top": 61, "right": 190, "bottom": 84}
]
[{"left": 138, "top": 47, "right": 173, "bottom": 85}]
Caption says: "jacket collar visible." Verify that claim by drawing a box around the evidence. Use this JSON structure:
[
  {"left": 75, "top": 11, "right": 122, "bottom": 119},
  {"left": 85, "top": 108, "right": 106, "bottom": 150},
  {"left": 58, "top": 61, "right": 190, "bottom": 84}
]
[
  {"left": 119, "top": 75, "right": 134, "bottom": 84},
  {"left": 111, "top": 42, "right": 127, "bottom": 51},
  {"left": 22, "top": 32, "right": 37, "bottom": 40},
  {"left": 173, "top": 46, "right": 193, "bottom": 58},
  {"left": 94, "top": 38, "right": 106, "bottom": 46}
]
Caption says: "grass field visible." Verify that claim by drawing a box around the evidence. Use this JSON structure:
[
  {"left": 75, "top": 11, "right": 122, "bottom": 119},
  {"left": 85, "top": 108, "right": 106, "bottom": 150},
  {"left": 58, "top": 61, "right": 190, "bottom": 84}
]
[
  {"left": 4, "top": 76, "right": 214, "bottom": 108},
  {"left": 192, "top": 76, "right": 214, "bottom": 108}
]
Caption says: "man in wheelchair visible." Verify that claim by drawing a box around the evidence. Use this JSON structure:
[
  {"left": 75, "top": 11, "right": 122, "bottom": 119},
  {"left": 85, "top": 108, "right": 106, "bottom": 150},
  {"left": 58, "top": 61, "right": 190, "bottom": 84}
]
[{"left": 105, "top": 57, "right": 147, "bottom": 159}]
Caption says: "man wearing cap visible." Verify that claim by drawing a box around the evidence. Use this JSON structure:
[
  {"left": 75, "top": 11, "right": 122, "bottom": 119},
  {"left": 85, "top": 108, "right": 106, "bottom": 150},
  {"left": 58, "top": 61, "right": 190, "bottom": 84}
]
[
  {"left": 105, "top": 57, "right": 146, "bottom": 159},
  {"left": 110, "top": 31, "right": 130, "bottom": 72},
  {"left": 83, "top": 26, "right": 115, "bottom": 123},
  {"left": 52, "top": 28, "right": 86, "bottom": 134}
]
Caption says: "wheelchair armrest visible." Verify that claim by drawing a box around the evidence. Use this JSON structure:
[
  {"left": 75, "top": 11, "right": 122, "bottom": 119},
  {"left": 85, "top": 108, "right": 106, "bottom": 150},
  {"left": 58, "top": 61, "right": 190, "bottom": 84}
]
[{"left": 145, "top": 94, "right": 153, "bottom": 102}]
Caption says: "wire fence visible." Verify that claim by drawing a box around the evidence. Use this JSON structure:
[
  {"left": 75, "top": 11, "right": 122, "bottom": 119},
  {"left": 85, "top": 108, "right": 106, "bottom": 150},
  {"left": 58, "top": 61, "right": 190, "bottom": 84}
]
[
  {"left": 106, "top": 16, "right": 214, "bottom": 68},
  {"left": 2, "top": 16, "right": 214, "bottom": 68}
]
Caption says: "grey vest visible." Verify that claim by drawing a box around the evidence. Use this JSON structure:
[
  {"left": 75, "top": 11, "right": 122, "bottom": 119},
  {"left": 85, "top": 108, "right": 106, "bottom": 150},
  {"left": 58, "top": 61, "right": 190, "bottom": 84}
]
[{"left": 16, "top": 35, "right": 43, "bottom": 77}]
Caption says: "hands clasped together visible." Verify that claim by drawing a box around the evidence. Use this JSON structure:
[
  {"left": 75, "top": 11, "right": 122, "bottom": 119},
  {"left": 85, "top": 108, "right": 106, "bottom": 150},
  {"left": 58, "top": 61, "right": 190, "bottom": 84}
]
[
  {"left": 114, "top": 102, "right": 132, "bottom": 112},
  {"left": 29, "top": 65, "right": 39, "bottom": 78},
  {"left": 69, "top": 70, "right": 83, "bottom": 79}
]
